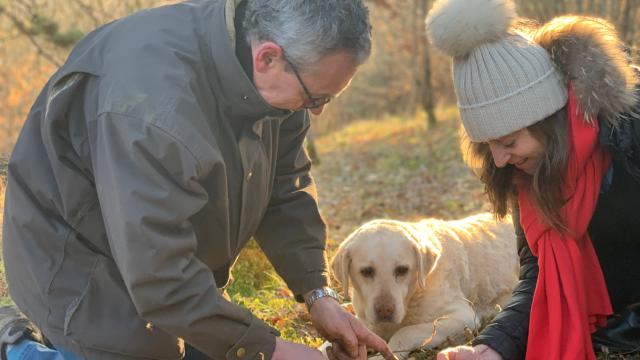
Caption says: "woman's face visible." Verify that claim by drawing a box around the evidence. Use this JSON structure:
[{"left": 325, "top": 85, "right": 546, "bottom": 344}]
[{"left": 487, "top": 128, "right": 545, "bottom": 175}]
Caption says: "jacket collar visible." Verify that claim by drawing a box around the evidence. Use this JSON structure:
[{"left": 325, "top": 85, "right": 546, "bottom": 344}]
[
  {"left": 194, "top": 0, "right": 293, "bottom": 121},
  {"left": 225, "top": 0, "right": 243, "bottom": 46}
]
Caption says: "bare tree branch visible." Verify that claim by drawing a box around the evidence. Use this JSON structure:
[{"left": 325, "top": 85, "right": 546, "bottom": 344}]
[
  {"left": 70, "top": 0, "right": 101, "bottom": 27},
  {"left": 0, "top": 5, "right": 61, "bottom": 67}
]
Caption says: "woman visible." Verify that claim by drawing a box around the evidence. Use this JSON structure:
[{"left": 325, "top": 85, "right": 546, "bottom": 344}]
[{"left": 425, "top": 0, "right": 640, "bottom": 359}]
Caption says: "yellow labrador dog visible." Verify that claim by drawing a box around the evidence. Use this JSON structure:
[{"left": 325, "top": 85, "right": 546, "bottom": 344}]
[{"left": 331, "top": 213, "right": 518, "bottom": 359}]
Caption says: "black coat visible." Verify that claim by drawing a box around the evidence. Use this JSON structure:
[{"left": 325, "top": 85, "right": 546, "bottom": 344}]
[{"left": 473, "top": 107, "right": 640, "bottom": 360}]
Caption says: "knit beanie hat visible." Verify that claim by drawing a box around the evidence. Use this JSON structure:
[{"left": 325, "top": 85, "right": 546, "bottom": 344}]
[{"left": 425, "top": 0, "right": 568, "bottom": 142}]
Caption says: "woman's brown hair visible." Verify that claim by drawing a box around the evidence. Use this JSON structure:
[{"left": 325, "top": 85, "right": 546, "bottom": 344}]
[{"left": 461, "top": 107, "right": 569, "bottom": 231}]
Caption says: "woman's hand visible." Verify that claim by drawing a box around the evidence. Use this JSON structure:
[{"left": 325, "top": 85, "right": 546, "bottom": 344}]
[{"left": 437, "top": 345, "right": 503, "bottom": 360}]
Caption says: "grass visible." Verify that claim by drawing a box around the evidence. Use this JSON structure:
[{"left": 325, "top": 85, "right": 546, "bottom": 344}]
[
  {"left": 227, "top": 241, "right": 324, "bottom": 347},
  {"left": 314, "top": 108, "right": 488, "bottom": 246},
  {"left": 1, "top": 110, "right": 638, "bottom": 359}
]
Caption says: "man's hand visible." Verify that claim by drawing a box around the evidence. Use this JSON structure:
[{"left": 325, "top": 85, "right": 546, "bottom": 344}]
[
  {"left": 326, "top": 341, "right": 368, "bottom": 360},
  {"left": 272, "top": 337, "right": 327, "bottom": 360},
  {"left": 437, "top": 345, "right": 502, "bottom": 360},
  {"left": 309, "top": 297, "right": 398, "bottom": 360}
]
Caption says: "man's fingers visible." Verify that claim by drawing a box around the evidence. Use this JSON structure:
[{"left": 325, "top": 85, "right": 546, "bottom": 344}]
[
  {"left": 330, "top": 342, "right": 359, "bottom": 360},
  {"left": 324, "top": 345, "right": 336, "bottom": 360},
  {"left": 357, "top": 344, "right": 368, "bottom": 360},
  {"left": 338, "top": 324, "right": 360, "bottom": 358},
  {"left": 326, "top": 345, "right": 337, "bottom": 360},
  {"left": 351, "top": 320, "right": 397, "bottom": 360}
]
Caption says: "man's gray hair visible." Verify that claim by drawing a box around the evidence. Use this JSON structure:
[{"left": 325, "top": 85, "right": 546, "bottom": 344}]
[{"left": 243, "top": 0, "right": 372, "bottom": 72}]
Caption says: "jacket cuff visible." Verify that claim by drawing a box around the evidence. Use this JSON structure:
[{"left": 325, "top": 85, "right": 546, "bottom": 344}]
[
  {"left": 292, "top": 271, "right": 329, "bottom": 303},
  {"left": 225, "top": 317, "right": 280, "bottom": 360},
  {"left": 473, "top": 327, "right": 525, "bottom": 360}
]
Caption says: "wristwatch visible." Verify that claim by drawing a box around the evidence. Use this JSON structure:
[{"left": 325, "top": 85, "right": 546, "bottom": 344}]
[{"left": 303, "top": 287, "right": 340, "bottom": 311}]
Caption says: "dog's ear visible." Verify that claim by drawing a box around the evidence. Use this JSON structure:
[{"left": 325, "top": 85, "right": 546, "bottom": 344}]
[
  {"left": 417, "top": 239, "right": 441, "bottom": 289},
  {"left": 401, "top": 223, "right": 440, "bottom": 289},
  {"left": 331, "top": 228, "right": 362, "bottom": 298}
]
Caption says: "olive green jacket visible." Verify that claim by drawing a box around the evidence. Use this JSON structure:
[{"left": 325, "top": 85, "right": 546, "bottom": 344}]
[{"left": 2, "top": 0, "right": 329, "bottom": 359}]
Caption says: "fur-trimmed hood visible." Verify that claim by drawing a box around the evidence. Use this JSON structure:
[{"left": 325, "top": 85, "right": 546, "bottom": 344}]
[
  {"left": 525, "top": 17, "right": 640, "bottom": 180},
  {"left": 529, "top": 16, "right": 639, "bottom": 124}
]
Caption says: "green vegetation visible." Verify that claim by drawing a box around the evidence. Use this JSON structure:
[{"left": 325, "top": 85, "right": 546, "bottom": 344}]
[{"left": 227, "top": 241, "right": 324, "bottom": 348}]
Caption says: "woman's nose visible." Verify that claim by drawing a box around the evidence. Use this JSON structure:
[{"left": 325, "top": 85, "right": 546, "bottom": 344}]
[{"left": 489, "top": 143, "right": 510, "bottom": 168}]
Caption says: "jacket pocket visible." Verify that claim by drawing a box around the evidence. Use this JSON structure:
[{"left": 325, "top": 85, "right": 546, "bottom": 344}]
[{"left": 64, "top": 255, "right": 184, "bottom": 360}]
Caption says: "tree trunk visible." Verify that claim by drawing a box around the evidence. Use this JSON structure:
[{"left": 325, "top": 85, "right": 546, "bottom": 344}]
[
  {"left": 619, "top": 0, "right": 637, "bottom": 48},
  {"left": 411, "top": 0, "right": 422, "bottom": 115},
  {"left": 420, "top": 0, "right": 437, "bottom": 127}
]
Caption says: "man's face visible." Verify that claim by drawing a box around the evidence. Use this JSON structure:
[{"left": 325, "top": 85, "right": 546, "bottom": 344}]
[{"left": 253, "top": 47, "right": 359, "bottom": 115}]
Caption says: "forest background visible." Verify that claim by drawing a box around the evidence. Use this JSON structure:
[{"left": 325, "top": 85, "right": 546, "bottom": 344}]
[{"left": 1, "top": 1, "right": 639, "bottom": 359}]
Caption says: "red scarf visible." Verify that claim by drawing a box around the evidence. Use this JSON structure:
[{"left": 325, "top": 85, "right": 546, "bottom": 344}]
[{"left": 519, "top": 86, "right": 612, "bottom": 360}]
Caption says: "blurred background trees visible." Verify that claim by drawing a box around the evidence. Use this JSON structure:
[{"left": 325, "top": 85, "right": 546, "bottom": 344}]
[
  {"left": 1, "top": 0, "right": 639, "bottom": 154},
  {"left": 0, "top": 0, "right": 173, "bottom": 154},
  {"left": 316, "top": 0, "right": 640, "bottom": 134}
]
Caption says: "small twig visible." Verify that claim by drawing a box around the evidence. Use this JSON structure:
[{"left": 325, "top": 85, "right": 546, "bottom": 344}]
[
  {"left": 367, "top": 316, "right": 450, "bottom": 359},
  {"left": 461, "top": 296, "right": 480, "bottom": 337}
]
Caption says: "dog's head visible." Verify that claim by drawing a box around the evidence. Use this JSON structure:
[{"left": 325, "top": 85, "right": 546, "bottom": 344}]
[{"left": 331, "top": 220, "right": 441, "bottom": 325}]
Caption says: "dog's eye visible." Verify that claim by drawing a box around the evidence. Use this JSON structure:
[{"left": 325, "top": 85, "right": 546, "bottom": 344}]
[
  {"left": 360, "top": 267, "right": 375, "bottom": 278},
  {"left": 394, "top": 266, "right": 409, "bottom": 277}
]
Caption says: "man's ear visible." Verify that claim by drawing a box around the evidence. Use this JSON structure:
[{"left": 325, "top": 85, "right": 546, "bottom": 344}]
[{"left": 252, "top": 41, "right": 284, "bottom": 73}]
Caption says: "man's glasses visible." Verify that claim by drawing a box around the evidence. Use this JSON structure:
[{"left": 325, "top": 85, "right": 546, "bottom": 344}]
[{"left": 283, "top": 56, "right": 332, "bottom": 109}]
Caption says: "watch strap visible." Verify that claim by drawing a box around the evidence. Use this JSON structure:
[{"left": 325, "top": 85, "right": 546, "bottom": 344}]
[{"left": 304, "top": 287, "right": 340, "bottom": 311}]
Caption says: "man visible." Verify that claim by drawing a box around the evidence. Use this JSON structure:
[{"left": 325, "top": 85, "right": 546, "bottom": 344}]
[{"left": 0, "top": 0, "right": 397, "bottom": 359}]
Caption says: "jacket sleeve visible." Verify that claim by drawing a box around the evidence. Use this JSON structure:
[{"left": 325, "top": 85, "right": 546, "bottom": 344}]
[
  {"left": 254, "top": 110, "right": 329, "bottom": 301},
  {"left": 472, "top": 207, "right": 538, "bottom": 360},
  {"left": 93, "top": 112, "right": 278, "bottom": 360}
]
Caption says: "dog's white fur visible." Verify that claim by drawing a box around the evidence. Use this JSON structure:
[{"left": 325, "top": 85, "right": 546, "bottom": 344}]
[{"left": 331, "top": 213, "right": 518, "bottom": 359}]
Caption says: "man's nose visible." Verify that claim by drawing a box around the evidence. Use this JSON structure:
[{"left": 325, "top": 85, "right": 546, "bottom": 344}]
[
  {"left": 309, "top": 104, "right": 326, "bottom": 116},
  {"left": 489, "top": 143, "right": 510, "bottom": 168}
]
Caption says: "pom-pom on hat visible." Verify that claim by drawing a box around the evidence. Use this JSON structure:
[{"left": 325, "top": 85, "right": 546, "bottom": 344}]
[{"left": 425, "top": 0, "right": 568, "bottom": 142}]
